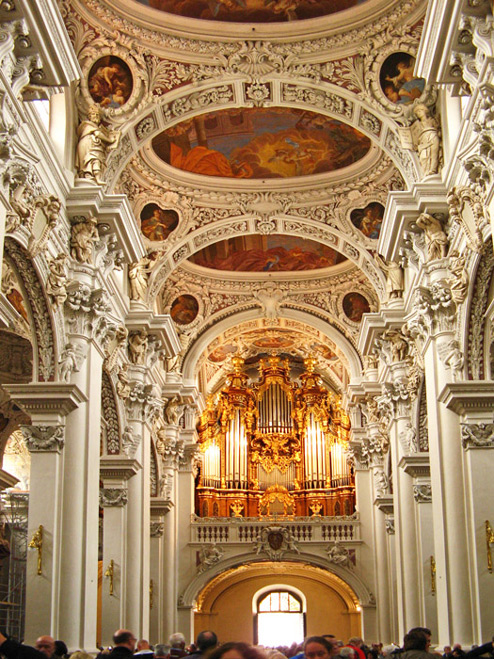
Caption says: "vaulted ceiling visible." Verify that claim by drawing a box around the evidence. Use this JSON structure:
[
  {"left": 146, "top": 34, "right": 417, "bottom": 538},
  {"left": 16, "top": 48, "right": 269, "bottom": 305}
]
[{"left": 63, "top": 0, "right": 429, "bottom": 398}]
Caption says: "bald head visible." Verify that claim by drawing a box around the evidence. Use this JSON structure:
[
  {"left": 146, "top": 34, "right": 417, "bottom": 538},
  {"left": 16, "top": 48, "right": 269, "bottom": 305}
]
[
  {"left": 113, "top": 630, "right": 137, "bottom": 652},
  {"left": 35, "top": 637, "right": 55, "bottom": 658}
]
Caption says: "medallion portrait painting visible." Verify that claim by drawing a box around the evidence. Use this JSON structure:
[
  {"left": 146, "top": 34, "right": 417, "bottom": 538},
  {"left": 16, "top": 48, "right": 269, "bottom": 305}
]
[
  {"left": 170, "top": 295, "right": 199, "bottom": 325},
  {"left": 152, "top": 108, "right": 371, "bottom": 179},
  {"left": 140, "top": 204, "right": 179, "bottom": 242},
  {"left": 208, "top": 344, "right": 238, "bottom": 363},
  {"left": 135, "top": 0, "right": 367, "bottom": 22},
  {"left": 189, "top": 235, "right": 347, "bottom": 272},
  {"left": 88, "top": 56, "right": 133, "bottom": 108},
  {"left": 350, "top": 202, "right": 385, "bottom": 239},
  {"left": 342, "top": 292, "right": 370, "bottom": 323},
  {"left": 379, "top": 53, "right": 425, "bottom": 105}
]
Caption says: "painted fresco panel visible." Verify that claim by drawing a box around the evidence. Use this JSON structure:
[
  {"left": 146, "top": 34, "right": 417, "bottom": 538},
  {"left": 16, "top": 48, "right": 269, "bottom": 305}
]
[
  {"left": 189, "top": 235, "right": 347, "bottom": 272},
  {"left": 380, "top": 53, "right": 425, "bottom": 105},
  {"left": 153, "top": 108, "right": 371, "bottom": 179},
  {"left": 88, "top": 56, "right": 133, "bottom": 108},
  {"left": 135, "top": 0, "right": 367, "bottom": 22},
  {"left": 350, "top": 202, "right": 384, "bottom": 239}
]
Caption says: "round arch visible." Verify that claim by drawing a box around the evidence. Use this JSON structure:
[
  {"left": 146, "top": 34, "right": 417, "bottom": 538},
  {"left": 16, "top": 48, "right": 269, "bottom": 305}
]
[
  {"left": 181, "top": 307, "right": 364, "bottom": 385},
  {"left": 184, "top": 557, "right": 367, "bottom": 644}
]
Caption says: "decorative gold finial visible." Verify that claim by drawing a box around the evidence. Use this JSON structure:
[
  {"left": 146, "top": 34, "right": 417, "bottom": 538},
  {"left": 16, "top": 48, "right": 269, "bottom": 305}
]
[
  {"left": 232, "top": 357, "right": 244, "bottom": 374},
  {"left": 104, "top": 559, "right": 114, "bottom": 595},
  {"left": 486, "top": 520, "right": 494, "bottom": 573},
  {"left": 304, "top": 357, "right": 316, "bottom": 373},
  {"left": 430, "top": 555, "right": 436, "bottom": 594},
  {"left": 28, "top": 525, "right": 43, "bottom": 575}
]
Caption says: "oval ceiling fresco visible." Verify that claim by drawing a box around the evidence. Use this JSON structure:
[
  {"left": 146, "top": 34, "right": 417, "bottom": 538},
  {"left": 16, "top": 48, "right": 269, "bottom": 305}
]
[
  {"left": 152, "top": 107, "right": 371, "bottom": 179},
  {"left": 136, "top": 0, "right": 368, "bottom": 23},
  {"left": 188, "top": 235, "right": 347, "bottom": 272}
]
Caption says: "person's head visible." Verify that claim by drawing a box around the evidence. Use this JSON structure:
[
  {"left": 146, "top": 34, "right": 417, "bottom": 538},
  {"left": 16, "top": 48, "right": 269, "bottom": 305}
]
[
  {"left": 381, "top": 646, "right": 396, "bottom": 657},
  {"left": 403, "top": 631, "right": 428, "bottom": 652},
  {"left": 169, "top": 633, "right": 186, "bottom": 649},
  {"left": 407, "top": 628, "right": 431, "bottom": 652},
  {"left": 339, "top": 649, "right": 356, "bottom": 659},
  {"left": 348, "top": 640, "right": 363, "bottom": 649},
  {"left": 443, "top": 648, "right": 452, "bottom": 655},
  {"left": 305, "top": 637, "right": 336, "bottom": 659},
  {"left": 54, "top": 641, "right": 68, "bottom": 658},
  {"left": 35, "top": 637, "right": 55, "bottom": 658},
  {"left": 196, "top": 631, "right": 218, "bottom": 653},
  {"left": 138, "top": 641, "right": 152, "bottom": 652},
  {"left": 208, "top": 642, "right": 265, "bottom": 659},
  {"left": 71, "top": 652, "right": 92, "bottom": 659},
  {"left": 112, "top": 630, "right": 137, "bottom": 652},
  {"left": 155, "top": 645, "right": 170, "bottom": 659}
]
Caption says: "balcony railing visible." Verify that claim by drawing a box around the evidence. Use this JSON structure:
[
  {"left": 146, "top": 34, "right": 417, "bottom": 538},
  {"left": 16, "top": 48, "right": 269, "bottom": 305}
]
[{"left": 190, "top": 513, "right": 360, "bottom": 545}]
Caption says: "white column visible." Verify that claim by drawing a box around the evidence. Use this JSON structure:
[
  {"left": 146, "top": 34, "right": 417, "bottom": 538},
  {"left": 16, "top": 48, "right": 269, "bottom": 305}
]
[
  {"left": 4, "top": 384, "right": 86, "bottom": 644},
  {"left": 374, "top": 496, "right": 393, "bottom": 642},
  {"left": 149, "top": 519, "right": 164, "bottom": 644},
  {"left": 58, "top": 338, "right": 104, "bottom": 651},
  {"left": 99, "top": 457, "right": 140, "bottom": 647},
  {"left": 417, "top": 270, "right": 474, "bottom": 645},
  {"left": 176, "top": 445, "right": 196, "bottom": 643}
]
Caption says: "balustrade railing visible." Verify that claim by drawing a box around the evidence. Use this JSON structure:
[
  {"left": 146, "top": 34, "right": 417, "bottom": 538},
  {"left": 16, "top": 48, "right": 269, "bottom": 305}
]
[{"left": 191, "top": 514, "right": 360, "bottom": 544}]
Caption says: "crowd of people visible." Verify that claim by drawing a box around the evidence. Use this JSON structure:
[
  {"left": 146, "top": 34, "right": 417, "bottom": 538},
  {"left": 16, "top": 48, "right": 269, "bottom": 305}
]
[{"left": 0, "top": 628, "right": 493, "bottom": 659}]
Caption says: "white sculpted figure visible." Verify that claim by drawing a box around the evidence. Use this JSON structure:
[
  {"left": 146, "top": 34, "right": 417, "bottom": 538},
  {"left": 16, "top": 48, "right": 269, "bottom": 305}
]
[
  {"left": 374, "top": 254, "right": 404, "bottom": 300},
  {"left": 164, "top": 395, "right": 183, "bottom": 425},
  {"left": 128, "top": 329, "right": 148, "bottom": 365},
  {"left": 416, "top": 213, "right": 448, "bottom": 261},
  {"left": 327, "top": 542, "right": 351, "bottom": 567},
  {"left": 75, "top": 105, "right": 120, "bottom": 185},
  {"left": 448, "top": 252, "right": 469, "bottom": 304},
  {"left": 413, "top": 104, "right": 441, "bottom": 177},
  {"left": 46, "top": 253, "right": 68, "bottom": 306},
  {"left": 128, "top": 255, "right": 157, "bottom": 302},
  {"left": 71, "top": 216, "right": 99, "bottom": 264}
]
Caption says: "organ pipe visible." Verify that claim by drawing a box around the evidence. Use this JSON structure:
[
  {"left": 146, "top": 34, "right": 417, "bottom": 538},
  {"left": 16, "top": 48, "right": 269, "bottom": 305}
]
[{"left": 196, "top": 355, "right": 354, "bottom": 516}]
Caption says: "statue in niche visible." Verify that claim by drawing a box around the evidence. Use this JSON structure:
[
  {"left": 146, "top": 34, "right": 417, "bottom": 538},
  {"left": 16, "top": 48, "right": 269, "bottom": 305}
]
[
  {"left": 70, "top": 216, "right": 99, "bottom": 264},
  {"left": 46, "top": 253, "right": 69, "bottom": 306},
  {"left": 416, "top": 213, "right": 448, "bottom": 261},
  {"left": 413, "top": 104, "right": 441, "bottom": 177},
  {"left": 448, "top": 252, "right": 469, "bottom": 304},
  {"left": 164, "top": 395, "right": 183, "bottom": 425},
  {"left": 128, "top": 254, "right": 158, "bottom": 302},
  {"left": 128, "top": 329, "right": 148, "bottom": 365},
  {"left": 75, "top": 105, "right": 120, "bottom": 185},
  {"left": 374, "top": 254, "right": 404, "bottom": 300},
  {"left": 116, "top": 363, "right": 131, "bottom": 400}
]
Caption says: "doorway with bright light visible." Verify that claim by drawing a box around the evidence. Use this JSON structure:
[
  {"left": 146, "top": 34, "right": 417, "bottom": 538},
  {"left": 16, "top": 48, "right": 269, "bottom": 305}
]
[{"left": 255, "top": 589, "right": 305, "bottom": 647}]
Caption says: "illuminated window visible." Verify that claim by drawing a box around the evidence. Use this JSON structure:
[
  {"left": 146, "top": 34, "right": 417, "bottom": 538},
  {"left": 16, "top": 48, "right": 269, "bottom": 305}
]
[{"left": 255, "top": 590, "right": 305, "bottom": 646}]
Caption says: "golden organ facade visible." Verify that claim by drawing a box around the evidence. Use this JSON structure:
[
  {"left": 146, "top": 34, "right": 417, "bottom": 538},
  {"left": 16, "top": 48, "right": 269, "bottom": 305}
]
[{"left": 196, "top": 356, "right": 354, "bottom": 518}]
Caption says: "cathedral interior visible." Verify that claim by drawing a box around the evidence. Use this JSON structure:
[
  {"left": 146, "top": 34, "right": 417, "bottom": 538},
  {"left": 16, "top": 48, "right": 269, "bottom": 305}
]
[{"left": 0, "top": 0, "right": 493, "bottom": 652}]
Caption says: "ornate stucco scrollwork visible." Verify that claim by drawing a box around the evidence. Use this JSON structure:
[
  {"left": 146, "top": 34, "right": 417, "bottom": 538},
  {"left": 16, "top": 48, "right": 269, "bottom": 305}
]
[
  {"left": 413, "top": 483, "right": 432, "bottom": 503},
  {"left": 150, "top": 522, "right": 164, "bottom": 538},
  {"left": 385, "top": 518, "right": 395, "bottom": 535},
  {"left": 99, "top": 488, "right": 128, "bottom": 507},
  {"left": 21, "top": 424, "right": 64, "bottom": 452},
  {"left": 461, "top": 423, "right": 494, "bottom": 448},
  {"left": 254, "top": 525, "right": 299, "bottom": 561}
]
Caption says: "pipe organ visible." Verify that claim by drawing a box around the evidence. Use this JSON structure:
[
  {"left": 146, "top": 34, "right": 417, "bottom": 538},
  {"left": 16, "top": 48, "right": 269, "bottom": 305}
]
[{"left": 196, "top": 356, "right": 355, "bottom": 518}]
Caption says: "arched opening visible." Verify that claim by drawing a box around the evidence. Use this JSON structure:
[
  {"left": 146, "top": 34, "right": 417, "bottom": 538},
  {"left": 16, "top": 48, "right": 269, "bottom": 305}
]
[
  {"left": 254, "top": 587, "right": 305, "bottom": 646},
  {"left": 193, "top": 561, "right": 361, "bottom": 644}
]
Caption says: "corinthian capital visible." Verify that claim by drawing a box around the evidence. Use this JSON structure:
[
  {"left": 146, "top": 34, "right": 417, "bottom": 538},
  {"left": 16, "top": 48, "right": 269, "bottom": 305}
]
[{"left": 21, "top": 424, "right": 64, "bottom": 452}]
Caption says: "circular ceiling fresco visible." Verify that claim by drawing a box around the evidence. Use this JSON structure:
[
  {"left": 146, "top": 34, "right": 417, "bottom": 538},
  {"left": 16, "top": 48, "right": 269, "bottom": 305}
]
[
  {"left": 188, "top": 235, "right": 347, "bottom": 272},
  {"left": 152, "top": 107, "right": 371, "bottom": 179},
  {"left": 135, "top": 0, "right": 368, "bottom": 22}
]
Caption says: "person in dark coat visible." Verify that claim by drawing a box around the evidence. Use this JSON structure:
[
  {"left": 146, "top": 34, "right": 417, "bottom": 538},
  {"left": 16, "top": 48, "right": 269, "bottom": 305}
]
[
  {"left": 0, "top": 632, "right": 51, "bottom": 659},
  {"left": 108, "top": 630, "right": 137, "bottom": 659}
]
